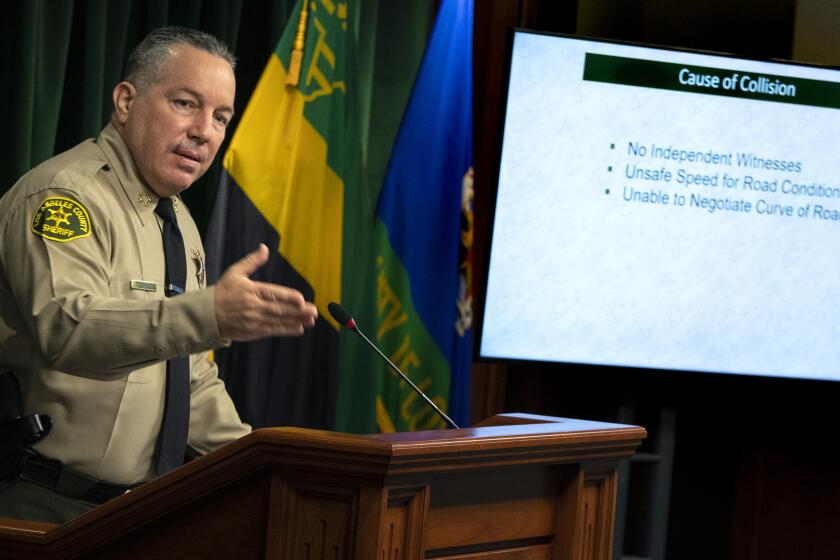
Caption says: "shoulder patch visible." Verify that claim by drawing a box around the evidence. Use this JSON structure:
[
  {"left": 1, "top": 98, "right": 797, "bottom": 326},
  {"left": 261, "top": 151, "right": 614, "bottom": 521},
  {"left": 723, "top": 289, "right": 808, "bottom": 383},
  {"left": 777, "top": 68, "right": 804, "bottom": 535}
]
[{"left": 31, "top": 196, "right": 92, "bottom": 242}]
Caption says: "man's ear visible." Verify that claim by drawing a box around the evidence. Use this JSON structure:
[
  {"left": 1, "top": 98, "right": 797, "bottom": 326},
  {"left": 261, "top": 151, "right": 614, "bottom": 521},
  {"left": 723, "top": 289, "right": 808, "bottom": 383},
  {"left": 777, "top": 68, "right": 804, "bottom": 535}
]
[{"left": 112, "top": 81, "right": 138, "bottom": 125}]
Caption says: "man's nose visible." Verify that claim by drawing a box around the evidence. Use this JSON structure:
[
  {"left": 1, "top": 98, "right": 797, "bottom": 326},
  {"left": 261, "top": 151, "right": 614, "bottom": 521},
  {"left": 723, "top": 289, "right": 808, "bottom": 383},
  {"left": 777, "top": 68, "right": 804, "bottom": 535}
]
[{"left": 187, "top": 112, "right": 214, "bottom": 143}]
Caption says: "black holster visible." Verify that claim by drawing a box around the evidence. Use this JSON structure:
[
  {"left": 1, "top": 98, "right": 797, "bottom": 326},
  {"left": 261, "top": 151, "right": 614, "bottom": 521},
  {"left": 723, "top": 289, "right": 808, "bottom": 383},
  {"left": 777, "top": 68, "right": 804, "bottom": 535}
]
[
  {"left": 0, "top": 371, "right": 51, "bottom": 478},
  {"left": 0, "top": 414, "right": 51, "bottom": 478}
]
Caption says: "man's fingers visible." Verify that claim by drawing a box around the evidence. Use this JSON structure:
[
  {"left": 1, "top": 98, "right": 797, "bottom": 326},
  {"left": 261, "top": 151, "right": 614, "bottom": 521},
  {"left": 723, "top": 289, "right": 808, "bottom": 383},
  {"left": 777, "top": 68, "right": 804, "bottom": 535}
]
[
  {"left": 234, "top": 312, "right": 310, "bottom": 340},
  {"left": 254, "top": 316, "right": 308, "bottom": 336},
  {"left": 227, "top": 244, "right": 269, "bottom": 278},
  {"left": 253, "top": 281, "right": 305, "bottom": 307},
  {"left": 255, "top": 297, "right": 318, "bottom": 327},
  {"left": 253, "top": 284, "right": 318, "bottom": 320}
]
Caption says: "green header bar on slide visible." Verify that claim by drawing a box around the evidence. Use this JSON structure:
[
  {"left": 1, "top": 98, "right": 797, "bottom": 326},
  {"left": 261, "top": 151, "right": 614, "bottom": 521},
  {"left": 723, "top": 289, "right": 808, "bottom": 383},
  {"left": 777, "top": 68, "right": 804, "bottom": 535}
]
[{"left": 582, "top": 53, "right": 840, "bottom": 109}]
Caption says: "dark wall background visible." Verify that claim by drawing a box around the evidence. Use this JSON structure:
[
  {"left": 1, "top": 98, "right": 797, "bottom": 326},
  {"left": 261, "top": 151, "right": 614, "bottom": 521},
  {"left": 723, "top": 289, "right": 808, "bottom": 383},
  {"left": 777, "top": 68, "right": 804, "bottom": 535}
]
[{"left": 471, "top": 1, "right": 840, "bottom": 559}]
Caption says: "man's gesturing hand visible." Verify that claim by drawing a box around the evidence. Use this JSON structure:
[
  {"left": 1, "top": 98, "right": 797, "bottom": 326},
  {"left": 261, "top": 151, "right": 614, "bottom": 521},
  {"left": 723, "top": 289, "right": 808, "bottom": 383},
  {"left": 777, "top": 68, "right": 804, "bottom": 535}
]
[{"left": 214, "top": 244, "right": 318, "bottom": 340}]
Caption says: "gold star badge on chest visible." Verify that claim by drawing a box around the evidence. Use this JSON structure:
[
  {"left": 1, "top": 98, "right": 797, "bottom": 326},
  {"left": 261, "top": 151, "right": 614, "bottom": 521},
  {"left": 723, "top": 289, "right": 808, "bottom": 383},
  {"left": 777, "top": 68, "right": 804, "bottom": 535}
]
[{"left": 191, "top": 248, "right": 206, "bottom": 288}]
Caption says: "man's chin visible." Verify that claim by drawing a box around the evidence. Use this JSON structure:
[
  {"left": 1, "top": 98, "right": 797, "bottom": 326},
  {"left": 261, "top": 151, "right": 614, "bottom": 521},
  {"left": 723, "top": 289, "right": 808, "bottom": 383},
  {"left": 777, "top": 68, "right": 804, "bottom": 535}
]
[
  {"left": 149, "top": 182, "right": 192, "bottom": 199},
  {"left": 155, "top": 172, "right": 204, "bottom": 197}
]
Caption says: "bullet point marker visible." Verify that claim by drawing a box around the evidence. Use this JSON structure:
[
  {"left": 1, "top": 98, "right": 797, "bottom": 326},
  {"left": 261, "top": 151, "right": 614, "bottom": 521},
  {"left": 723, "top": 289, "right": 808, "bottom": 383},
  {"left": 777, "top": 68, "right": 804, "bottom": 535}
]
[
  {"left": 608, "top": 166, "right": 612, "bottom": 172},
  {"left": 610, "top": 143, "right": 615, "bottom": 149},
  {"left": 605, "top": 188, "right": 610, "bottom": 195}
]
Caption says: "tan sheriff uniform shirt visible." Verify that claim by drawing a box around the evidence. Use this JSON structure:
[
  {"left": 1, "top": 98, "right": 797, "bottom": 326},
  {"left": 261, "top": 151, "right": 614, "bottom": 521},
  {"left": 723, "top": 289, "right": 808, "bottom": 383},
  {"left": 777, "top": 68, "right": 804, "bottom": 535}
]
[{"left": 0, "top": 123, "right": 250, "bottom": 485}]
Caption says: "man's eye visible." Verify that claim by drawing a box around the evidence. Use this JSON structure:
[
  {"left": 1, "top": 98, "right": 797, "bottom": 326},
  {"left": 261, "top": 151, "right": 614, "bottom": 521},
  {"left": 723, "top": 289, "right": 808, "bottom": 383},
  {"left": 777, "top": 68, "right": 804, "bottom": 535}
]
[
  {"left": 173, "top": 99, "right": 193, "bottom": 109},
  {"left": 214, "top": 114, "right": 230, "bottom": 127}
]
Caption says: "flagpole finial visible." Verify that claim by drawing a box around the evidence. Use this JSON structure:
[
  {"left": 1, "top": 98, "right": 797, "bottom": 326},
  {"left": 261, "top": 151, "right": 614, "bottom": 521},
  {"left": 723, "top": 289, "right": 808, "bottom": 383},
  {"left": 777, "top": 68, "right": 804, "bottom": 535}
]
[{"left": 286, "top": 1, "right": 310, "bottom": 86}]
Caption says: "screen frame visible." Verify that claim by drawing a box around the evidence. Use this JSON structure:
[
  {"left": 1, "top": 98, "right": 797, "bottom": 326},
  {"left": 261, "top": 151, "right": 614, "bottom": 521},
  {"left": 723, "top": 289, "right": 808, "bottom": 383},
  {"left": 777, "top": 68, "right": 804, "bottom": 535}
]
[{"left": 474, "top": 28, "right": 840, "bottom": 386}]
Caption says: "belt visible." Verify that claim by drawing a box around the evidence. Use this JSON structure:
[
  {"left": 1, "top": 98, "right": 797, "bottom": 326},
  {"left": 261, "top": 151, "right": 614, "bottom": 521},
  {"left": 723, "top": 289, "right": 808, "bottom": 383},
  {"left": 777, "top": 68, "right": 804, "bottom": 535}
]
[{"left": 17, "top": 451, "right": 136, "bottom": 506}]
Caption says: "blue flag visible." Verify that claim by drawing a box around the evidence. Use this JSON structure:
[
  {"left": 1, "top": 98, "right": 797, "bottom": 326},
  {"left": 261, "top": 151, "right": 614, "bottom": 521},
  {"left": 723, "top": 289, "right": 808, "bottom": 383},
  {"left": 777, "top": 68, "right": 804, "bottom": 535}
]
[{"left": 366, "top": 0, "right": 473, "bottom": 431}]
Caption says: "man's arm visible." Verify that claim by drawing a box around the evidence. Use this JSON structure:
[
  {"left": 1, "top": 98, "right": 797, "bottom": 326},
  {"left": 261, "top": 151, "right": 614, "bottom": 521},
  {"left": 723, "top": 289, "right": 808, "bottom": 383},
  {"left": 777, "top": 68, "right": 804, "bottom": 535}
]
[
  {"left": 2, "top": 185, "right": 225, "bottom": 377},
  {"left": 3, "top": 185, "right": 316, "bottom": 378},
  {"left": 187, "top": 351, "right": 251, "bottom": 455}
]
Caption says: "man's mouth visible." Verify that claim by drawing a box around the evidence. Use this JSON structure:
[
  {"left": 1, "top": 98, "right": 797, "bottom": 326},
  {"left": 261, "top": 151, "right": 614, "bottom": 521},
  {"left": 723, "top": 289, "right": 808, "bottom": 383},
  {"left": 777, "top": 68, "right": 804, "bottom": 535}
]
[{"left": 173, "top": 148, "right": 203, "bottom": 164}]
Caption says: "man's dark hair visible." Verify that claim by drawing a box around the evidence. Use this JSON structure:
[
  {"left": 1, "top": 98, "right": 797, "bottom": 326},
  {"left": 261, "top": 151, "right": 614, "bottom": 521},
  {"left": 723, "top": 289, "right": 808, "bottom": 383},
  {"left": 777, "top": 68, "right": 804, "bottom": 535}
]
[{"left": 125, "top": 26, "right": 236, "bottom": 90}]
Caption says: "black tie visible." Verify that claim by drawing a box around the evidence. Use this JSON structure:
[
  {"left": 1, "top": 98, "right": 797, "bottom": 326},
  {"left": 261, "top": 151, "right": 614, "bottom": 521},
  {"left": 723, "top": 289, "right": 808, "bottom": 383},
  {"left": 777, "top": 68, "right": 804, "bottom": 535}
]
[{"left": 154, "top": 197, "right": 190, "bottom": 475}]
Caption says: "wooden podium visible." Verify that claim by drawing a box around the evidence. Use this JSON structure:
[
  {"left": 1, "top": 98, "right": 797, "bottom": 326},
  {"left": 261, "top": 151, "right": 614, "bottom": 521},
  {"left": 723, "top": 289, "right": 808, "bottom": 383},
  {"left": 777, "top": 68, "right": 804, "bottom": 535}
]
[{"left": 0, "top": 413, "right": 644, "bottom": 559}]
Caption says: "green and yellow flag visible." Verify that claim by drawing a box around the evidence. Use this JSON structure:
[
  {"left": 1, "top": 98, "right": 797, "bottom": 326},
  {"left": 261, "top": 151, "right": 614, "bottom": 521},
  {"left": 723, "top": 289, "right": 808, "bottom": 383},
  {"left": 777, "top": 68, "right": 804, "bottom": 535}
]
[{"left": 206, "top": 0, "right": 379, "bottom": 432}]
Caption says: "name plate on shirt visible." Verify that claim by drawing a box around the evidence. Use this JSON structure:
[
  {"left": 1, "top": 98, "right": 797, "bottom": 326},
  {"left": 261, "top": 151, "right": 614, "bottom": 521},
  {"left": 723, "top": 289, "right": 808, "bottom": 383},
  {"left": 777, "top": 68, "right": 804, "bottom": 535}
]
[{"left": 130, "top": 280, "right": 158, "bottom": 292}]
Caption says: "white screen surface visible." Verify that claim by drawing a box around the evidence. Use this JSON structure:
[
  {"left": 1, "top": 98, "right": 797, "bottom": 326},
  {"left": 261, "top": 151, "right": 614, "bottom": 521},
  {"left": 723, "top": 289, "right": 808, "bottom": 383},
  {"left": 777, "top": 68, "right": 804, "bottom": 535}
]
[{"left": 480, "top": 32, "right": 840, "bottom": 381}]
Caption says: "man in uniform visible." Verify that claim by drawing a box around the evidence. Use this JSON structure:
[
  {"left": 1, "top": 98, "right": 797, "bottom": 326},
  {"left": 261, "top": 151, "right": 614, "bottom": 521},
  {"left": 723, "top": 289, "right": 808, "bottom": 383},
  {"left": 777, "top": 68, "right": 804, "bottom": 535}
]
[{"left": 0, "top": 26, "right": 318, "bottom": 524}]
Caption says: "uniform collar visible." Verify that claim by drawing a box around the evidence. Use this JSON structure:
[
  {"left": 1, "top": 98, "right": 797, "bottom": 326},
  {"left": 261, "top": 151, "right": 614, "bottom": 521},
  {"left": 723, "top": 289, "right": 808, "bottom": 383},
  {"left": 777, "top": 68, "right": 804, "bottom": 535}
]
[{"left": 95, "top": 122, "right": 160, "bottom": 224}]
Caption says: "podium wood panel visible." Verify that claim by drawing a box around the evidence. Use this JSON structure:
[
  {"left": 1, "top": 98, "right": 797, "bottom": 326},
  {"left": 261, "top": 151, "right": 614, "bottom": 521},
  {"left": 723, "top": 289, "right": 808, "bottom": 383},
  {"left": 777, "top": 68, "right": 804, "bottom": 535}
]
[{"left": 0, "top": 413, "right": 644, "bottom": 559}]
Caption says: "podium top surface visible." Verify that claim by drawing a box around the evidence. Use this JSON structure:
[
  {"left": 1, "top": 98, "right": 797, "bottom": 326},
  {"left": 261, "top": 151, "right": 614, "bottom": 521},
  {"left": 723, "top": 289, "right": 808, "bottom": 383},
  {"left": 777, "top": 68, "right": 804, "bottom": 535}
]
[{"left": 246, "top": 412, "right": 646, "bottom": 463}]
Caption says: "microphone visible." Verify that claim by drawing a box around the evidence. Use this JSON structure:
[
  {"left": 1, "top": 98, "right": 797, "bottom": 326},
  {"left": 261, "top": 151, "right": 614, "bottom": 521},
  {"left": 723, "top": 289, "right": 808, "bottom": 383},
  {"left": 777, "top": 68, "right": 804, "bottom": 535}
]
[{"left": 328, "top": 302, "right": 460, "bottom": 429}]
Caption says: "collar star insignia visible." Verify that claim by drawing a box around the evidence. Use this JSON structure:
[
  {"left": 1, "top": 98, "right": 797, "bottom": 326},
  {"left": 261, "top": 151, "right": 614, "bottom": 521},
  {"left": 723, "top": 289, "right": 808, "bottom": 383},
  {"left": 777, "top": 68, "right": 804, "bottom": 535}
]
[{"left": 137, "top": 191, "right": 152, "bottom": 207}]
